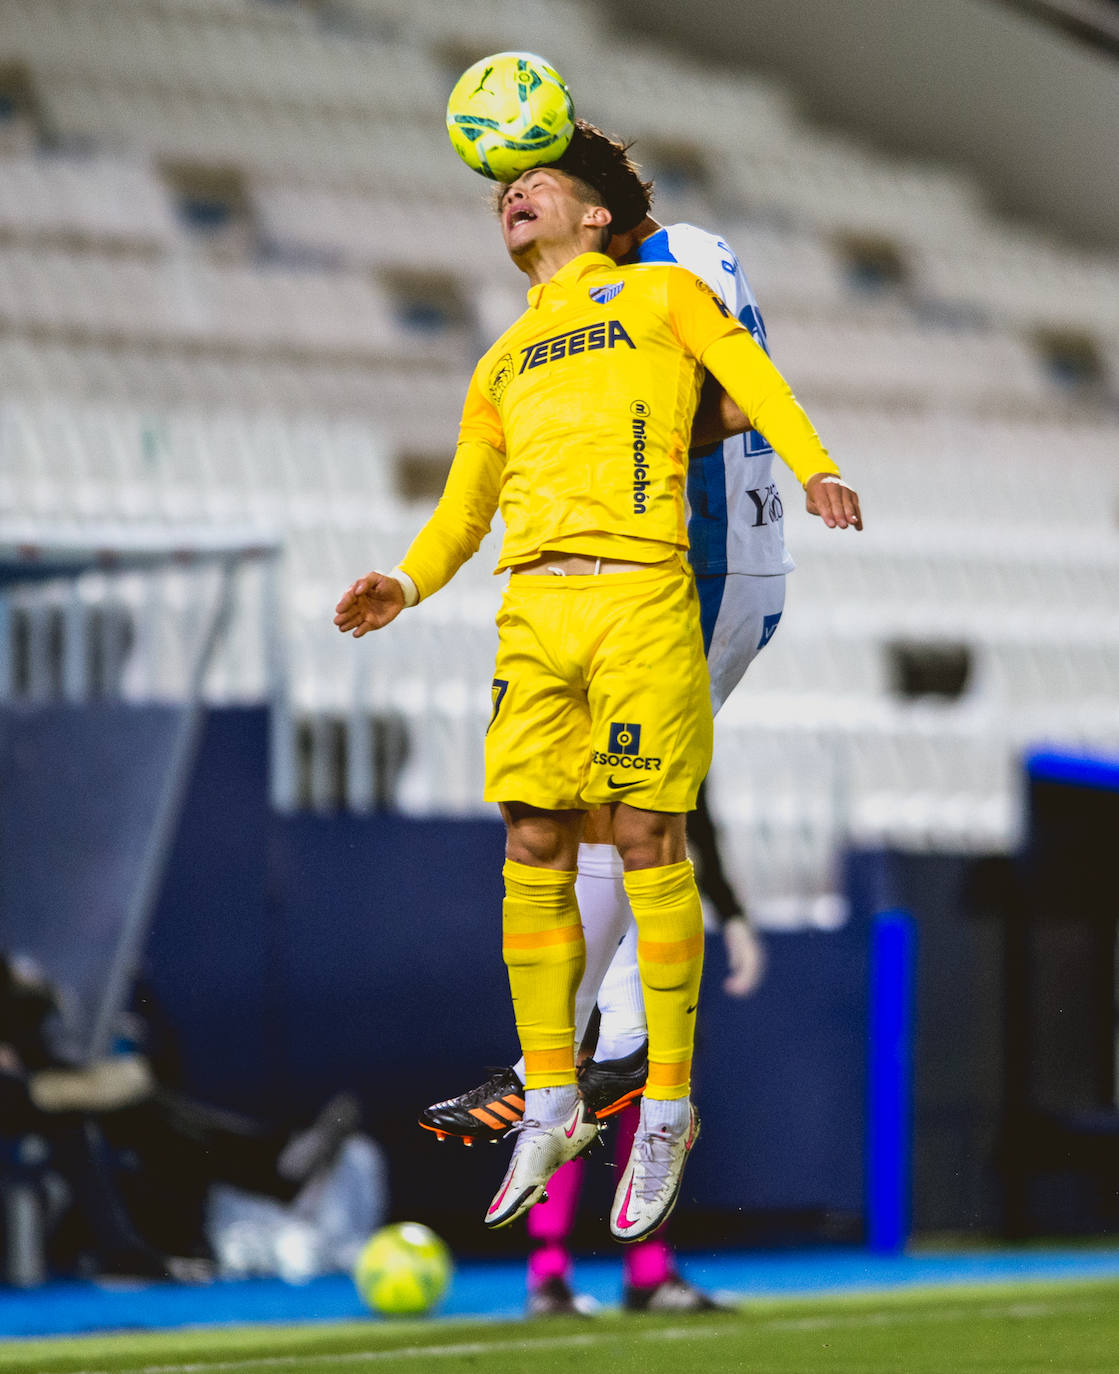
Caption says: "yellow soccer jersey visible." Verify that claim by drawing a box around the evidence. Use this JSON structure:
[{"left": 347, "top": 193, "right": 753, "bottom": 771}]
[{"left": 399, "top": 251, "right": 835, "bottom": 601}]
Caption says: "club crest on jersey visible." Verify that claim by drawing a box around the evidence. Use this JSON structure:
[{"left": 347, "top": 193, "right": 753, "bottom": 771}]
[
  {"left": 589, "top": 281, "right": 624, "bottom": 304},
  {"left": 488, "top": 353, "right": 514, "bottom": 404}
]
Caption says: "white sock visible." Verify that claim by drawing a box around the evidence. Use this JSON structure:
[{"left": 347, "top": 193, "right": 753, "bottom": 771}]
[
  {"left": 573, "top": 843, "right": 632, "bottom": 1044},
  {"left": 595, "top": 924, "right": 647, "bottom": 1062},
  {"left": 524, "top": 1084, "right": 579, "bottom": 1125},
  {"left": 640, "top": 1094, "right": 691, "bottom": 1138}
]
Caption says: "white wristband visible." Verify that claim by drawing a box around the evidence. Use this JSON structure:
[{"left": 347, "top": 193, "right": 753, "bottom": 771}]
[
  {"left": 818, "top": 475, "right": 848, "bottom": 488},
  {"left": 389, "top": 565, "right": 419, "bottom": 608}
]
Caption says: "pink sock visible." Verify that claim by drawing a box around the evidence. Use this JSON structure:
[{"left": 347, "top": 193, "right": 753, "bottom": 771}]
[
  {"left": 624, "top": 1235, "right": 675, "bottom": 1289},
  {"left": 528, "top": 1241, "right": 572, "bottom": 1287},
  {"left": 528, "top": 1156, "right": 585, "bottom": 1242},
  {"left": 526, "top": 1156, "right": 584, "bottom": 1289},
  {"left": 615, "top": 1101, "right": 675, "bottom": 1290}
]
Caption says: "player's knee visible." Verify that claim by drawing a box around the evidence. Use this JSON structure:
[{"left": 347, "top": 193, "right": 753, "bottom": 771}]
[
  {"left": 612, "top": 806, "right": 687, "bottom": 870},
  {"left": 505, "top": 829, "right": 576, "bottom": 869},
  {"left": 502, "top": 802, "right": 583, "bottom": 869}
]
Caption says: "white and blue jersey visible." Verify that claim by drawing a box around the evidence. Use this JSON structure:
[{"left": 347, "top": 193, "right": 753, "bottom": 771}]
[
  {"left": 632, "top": 224, "right": 794, "bottom": 581},
  {"left": 632, "top": 223, "right": 789, "bottom": 713}
]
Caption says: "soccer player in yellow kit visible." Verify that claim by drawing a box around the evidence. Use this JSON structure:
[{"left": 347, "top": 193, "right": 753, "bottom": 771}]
[{"left": 334, "top": 159, "right": 859, "bottom": 1241}]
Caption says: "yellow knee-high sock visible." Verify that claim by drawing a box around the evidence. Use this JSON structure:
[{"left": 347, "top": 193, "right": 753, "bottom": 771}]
[
  {"left": 623, "top": 859, "right": 704, "bottom": 1101},
  {"left": 502, "top": 859, "right": 585, "bottom": 1089}
]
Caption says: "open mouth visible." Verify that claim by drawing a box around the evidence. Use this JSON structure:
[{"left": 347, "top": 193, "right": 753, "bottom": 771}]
[{"left": 508, "top": 207, "right": 537, "bottom": 230}]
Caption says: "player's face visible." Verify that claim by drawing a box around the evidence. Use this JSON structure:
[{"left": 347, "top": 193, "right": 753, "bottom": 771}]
[{"left": 498, "top": 168, "right": 602, "bottom": 258}]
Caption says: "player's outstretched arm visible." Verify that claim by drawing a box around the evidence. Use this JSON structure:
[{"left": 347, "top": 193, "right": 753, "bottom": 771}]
[
  {"left": 334, "top": 573, "right": 406, "bottom": 637},
  {"left": 698, "top": 327, "right": 863, "bottom": 534},
  {"left": 805, "top": 472, "right": 863, "bottom": 531},
  {"left": 334, "top": 432, "right": 503, "bottom": 639}
]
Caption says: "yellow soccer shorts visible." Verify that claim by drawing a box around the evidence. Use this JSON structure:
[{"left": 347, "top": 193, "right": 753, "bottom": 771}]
[{"left": 484, "top": 556, "right": 713, "bottom": 813}]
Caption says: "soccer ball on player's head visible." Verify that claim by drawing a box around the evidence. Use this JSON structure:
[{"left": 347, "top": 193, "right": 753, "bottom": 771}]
[
  {"left": 353, "top": 1222, "right": 453, "bottom": 1317},
  {"left": 446, "top": 51, "right": 575, "bottom": 181}
]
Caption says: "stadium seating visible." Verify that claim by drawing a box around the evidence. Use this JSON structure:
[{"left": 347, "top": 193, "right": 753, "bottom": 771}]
[{"left": 1, "top": 0, "right": 1117, "bottom": 916}]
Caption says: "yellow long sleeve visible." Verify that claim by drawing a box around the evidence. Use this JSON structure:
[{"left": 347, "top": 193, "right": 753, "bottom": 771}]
[
  {"left": 397, "top": 438, "right": 503, "bottom": 601},
  {"left": 701, "top": 332, "right": 839, "bottom": 488}
]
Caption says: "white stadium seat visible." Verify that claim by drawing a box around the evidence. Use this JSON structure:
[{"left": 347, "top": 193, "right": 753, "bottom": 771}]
[{"left": 1, "top": 0, "right": 1117, "bottom": 902}]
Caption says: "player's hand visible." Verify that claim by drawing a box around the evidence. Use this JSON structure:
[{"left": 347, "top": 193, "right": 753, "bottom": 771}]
[
  {"left": 805, "top": 473, "right": 863, "bottom": 530},
  {"left": 333, "top": 573, "right": 406, "bottom": 636},
  {"left": 722, "top": 917, "right": 766, "bottom": 998}
]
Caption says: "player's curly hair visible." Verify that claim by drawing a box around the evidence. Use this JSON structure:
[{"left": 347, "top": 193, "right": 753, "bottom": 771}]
[
  {"left": 548, "top": 119, "right": 654, "bottom": 235},
  {"left": 495, "top": 119, "right": 654, "bottom": 237}
]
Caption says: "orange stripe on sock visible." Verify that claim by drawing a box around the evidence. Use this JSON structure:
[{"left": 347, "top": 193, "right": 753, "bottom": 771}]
[
  {"left": 523, "top": 1047, "right": 576, "bottom": 1082},
  {"left": 637, "top": 933, "right": 704, "bottom": 964},
  {"left": 503, "top": 922, "right": 584, "bottom": 951},
  {"left": 646, "top": 1058, "right": 692, "bottom": 1097}
]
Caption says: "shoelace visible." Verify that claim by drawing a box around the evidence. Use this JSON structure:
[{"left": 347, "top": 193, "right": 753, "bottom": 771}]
[
  {"left": 632, "top": 1126, "right": 679, "bottom": 1200},
  {"left": 433, "top": 1068, "right": 518, "bottom": 1110},
  {"left": 506, "top": 1116, "right": 545, "bottom": 1138},
  {"left": 503, "top": 1117, "right": 555, "bottom": 1153},
  {"left": 506, "top": 1109, "right": 591, "bottom": 1152}
]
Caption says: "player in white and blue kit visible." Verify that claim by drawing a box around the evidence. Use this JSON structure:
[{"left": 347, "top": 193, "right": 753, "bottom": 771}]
[
  {"left": 550, "top": 132, "right": 851, "bottom": 1079},
  {"left": 562, "top": 200, "right": 801, "bottom": 1152},
  {"left": 635, "top": 222, "right": 790, "bottom": 714}
]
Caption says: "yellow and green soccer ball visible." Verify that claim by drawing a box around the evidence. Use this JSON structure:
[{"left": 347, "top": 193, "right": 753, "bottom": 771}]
[
  {"left": 353, "top": 1222, "right": 453, "bottom": 1316},
  {"left": 446, "top": 50, "right": 574, "bottom": 181}
]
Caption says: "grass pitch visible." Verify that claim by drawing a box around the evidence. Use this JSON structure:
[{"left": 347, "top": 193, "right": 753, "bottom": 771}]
[{"left": 2, "top": 1279, "right": 1117, "bottom": 1374}]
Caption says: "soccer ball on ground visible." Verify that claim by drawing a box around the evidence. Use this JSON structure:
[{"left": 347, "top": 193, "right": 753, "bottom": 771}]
[
  {"left": 353, "top": 1222, "right": 453, "bottom": 1317},
  {"left": 446, "top": 50, "right": 574, "bottom": 181}
]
